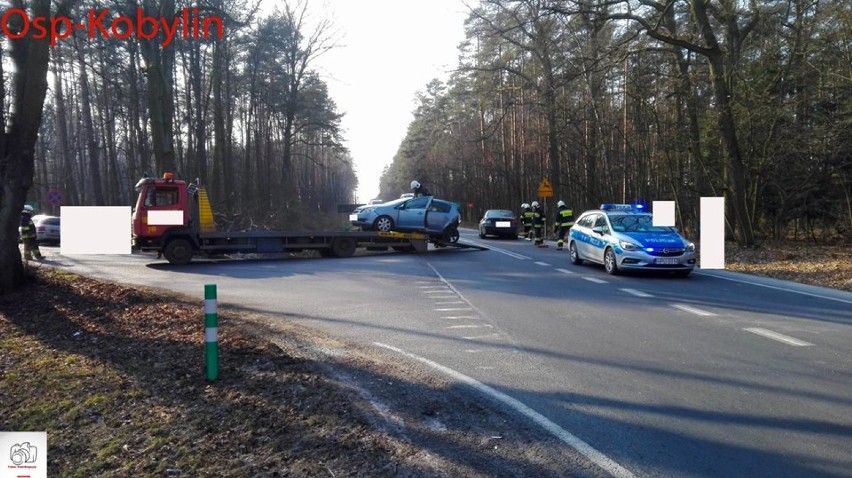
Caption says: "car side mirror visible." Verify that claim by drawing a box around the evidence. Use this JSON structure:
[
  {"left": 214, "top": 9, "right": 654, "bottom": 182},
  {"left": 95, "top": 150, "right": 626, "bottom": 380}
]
[{"left": 592, "top": 226, "right": 605, "bottom": 235}]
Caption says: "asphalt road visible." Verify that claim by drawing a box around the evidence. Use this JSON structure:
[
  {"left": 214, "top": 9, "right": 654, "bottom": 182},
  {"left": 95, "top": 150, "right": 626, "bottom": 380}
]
[{"left": 43, "top": 231, "right": 852, "bottom": 477}]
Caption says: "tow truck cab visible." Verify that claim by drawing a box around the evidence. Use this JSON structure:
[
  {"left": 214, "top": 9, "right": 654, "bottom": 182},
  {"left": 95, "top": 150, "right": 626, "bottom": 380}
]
[{"left": 131, "top": 173, "right": 199, "bottom": 252}]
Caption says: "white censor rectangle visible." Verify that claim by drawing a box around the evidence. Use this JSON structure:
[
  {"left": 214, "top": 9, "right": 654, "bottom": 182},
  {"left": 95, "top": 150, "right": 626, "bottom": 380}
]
[
  {"left": 148, "top": 210, "right": 184, "bottom": 225},
  {"left": 700, "top": 197, "right": 725, "bottom": 269},
  {"left": 652, "top": 201, "right": 676, "bottom": 227},
  {"left": 61, "top": 206, "right": 131, "bottom": 255}
]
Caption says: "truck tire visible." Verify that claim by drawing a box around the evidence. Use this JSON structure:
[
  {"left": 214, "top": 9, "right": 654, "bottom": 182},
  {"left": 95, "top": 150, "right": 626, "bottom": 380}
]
[
  {"left": 331, "top": 237, "right": 357, "bottom": 258},
  {"left": 164, "top": 238, "right": 194, "bottom": 265}
]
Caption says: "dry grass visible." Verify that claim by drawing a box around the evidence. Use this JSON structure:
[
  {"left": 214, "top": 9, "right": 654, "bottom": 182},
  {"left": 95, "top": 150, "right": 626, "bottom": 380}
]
[{"left": 724, "top": 241, "right": 852, "bottom": 292}]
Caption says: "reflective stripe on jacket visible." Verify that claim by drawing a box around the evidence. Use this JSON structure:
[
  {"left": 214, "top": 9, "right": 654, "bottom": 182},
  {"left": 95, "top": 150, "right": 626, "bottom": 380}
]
[
  {"left": 20, "top": 218, "right": 36, "bottom": 240},
  {"left": 558, "top": 207, "right": 574, "bottom": 227}
]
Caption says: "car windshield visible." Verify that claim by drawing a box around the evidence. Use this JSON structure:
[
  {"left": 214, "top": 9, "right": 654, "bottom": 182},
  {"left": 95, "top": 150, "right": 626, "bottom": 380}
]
[
  {"left": 484, "top": 210, "right": 514, "bottom": 219},
  {"left": 42, "top": 217, "right": 60, "bottom": 226},
  {"left": 608, "top": 214, "right": 674, "bottom": 233}
]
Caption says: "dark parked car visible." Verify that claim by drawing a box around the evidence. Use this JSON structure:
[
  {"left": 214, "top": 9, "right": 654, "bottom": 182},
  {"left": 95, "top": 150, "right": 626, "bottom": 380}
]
[
  {"left": 478, "top": 209, "right": 519, "bottom": 239},
  {"left": 350, "top": 196, "right": 461, "bottom": 242}
]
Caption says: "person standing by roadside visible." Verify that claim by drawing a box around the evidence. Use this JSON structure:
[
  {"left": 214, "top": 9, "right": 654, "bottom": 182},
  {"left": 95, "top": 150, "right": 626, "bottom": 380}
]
[
  {"left": 531, "top": 201, "right": 546, "bottom": 246},
  {"left": 520, "top": 203, "right": 533, "bottom": 240},
  {"left": 20, "top": 205, "right": 44, "bottom": 261},
  {"left": 554, "top": 200, "right": 574, "bottom": 251}
]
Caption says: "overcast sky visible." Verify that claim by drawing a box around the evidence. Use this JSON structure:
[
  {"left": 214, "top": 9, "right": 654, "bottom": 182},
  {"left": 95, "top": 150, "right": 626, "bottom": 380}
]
[{"left": 304, "top": 0, "right": 471, "bottom": 202}]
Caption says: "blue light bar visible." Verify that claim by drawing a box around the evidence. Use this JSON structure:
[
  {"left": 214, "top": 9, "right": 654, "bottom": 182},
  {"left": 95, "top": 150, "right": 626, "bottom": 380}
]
[{"left": 600, "top": 204, "right": 635, "bottom": 211}]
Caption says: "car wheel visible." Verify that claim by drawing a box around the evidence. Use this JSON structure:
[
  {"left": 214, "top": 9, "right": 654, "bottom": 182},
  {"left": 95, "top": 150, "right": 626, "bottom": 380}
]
[
  {"left": 569, "top": 242, "right": 583, "bottom": 265},
  {"left": 373, "top": 215, "right": 394, "bottom": 232},
  {"left": 163, "top": 238, "right": 194, "bottom": 265},
  {"left": 604, "top": 247, "right": 620, "bottom": 275},
  {"left": 479, "top": 228, "right": 486, "bottom": 239},
  {"left": 445, "top": 227, "right": 460, "bottom": 244}
]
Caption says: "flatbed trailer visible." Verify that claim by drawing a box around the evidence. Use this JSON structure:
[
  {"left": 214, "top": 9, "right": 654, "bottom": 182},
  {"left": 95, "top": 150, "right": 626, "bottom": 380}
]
[{"left": 131, "top": 174, "right": 480, "bottom": 265}]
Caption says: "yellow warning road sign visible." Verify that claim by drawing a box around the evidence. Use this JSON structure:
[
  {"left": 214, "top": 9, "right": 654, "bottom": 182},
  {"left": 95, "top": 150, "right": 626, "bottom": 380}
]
[{"left": 538, "top": 178, "right": 553, "bottom": 198}]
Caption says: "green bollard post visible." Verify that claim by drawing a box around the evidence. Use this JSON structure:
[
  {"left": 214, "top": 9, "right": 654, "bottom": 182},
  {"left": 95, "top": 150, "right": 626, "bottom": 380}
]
[{"left": 204, "top": 284, "right": 219, "bottom": 381}]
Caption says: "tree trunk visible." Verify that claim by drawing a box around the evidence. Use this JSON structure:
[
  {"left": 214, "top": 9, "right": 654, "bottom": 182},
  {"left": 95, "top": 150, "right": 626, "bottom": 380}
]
[
  {"left": 691, "top": 0, "right": 755, "bottom": 246},
  {"left": 0, "top": 0, "right": 57, "bottom": 293}
]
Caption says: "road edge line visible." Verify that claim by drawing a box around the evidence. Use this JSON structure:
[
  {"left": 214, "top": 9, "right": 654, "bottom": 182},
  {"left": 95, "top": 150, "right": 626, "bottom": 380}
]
[{"left": 373, "top": 342, "right": 636, "bottom": 478}]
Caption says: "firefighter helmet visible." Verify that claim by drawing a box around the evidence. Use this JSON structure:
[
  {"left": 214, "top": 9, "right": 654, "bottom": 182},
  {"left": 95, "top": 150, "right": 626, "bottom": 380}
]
[
  {"left": 557, "top": 200, "right": 565, "bottom": 208},
  {"left": 410, "top": 180, "right": 421, "bottom": 190},
  {"left": 22, "top": 205, "right": 34, "bottom": 214},
  {"left": 531, "top": 201, "right": 540, "bottom": 208},
  {"left": 522, "top": 203, "right": 529, "bottom": 209}
]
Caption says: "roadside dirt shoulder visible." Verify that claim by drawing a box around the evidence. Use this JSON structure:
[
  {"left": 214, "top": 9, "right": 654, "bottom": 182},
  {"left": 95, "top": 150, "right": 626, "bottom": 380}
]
[
  {"left": 724, "top": 242, "right": 851, "bottom": 292},
  {"left": 0, "top": 270, "right": 604, "bottom": 477}
]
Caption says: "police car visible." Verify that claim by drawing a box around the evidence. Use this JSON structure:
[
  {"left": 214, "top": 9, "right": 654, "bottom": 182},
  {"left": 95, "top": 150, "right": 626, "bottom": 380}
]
[{"left": 568, "top": 204, "right": 696, "bottom": 276}]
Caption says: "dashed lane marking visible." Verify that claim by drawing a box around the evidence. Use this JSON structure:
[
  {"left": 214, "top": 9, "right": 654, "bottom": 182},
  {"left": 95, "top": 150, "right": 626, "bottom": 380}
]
[
  {"left": 435, "top": 307, "right": 474, "bottom": 312},
  {"left": 744, "top": 328, "right": 814, "bottom": 347},
  {"left": 534, "top": 261, "right": 552, "bottom": 267},
  {"left": 462, "top": 333, "right": 506, "bottom": 340},
  {"left": 583, "top": 277, "right": 608, "bottom": 284},
  {"left": 671, "top": 303, "right": 717, "bottom": 316},
  {"left": 556, "top": 268, "right": 575, "bottom": 274},
  {"left": 447, "top": 324, "right": 493, "bottom": 329},
  {"left": 374, "top": 343, "right": 636, "bottom": 478},
  {"left": 621, "top": 288, "right": 654, "bottom": 298}
]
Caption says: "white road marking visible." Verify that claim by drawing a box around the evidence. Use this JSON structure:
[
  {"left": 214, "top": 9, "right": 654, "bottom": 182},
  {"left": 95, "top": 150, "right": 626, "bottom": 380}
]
[
  {"left": 466, "top": 240, "right": 531, "bottom": 260},
  {"left": 435, "top": 301, "right": 464, "bottom": 305},
  {"left": 423, "top": 289, "right": 453, "bottom": 294},
  {"left": 447, "top": 324, "right": 493, "bottom": 329},
  {"left": 374, "top": 343, "right": 636, "bottom": 478},
  {"left": 534, "top": 261, "right": 552, "bottom": 267},
  {"left": 694, "top": 271, "right": 852, "bottom": 305},
  {"left": 621, "top": 288, "right": 654, "bottom": 298},
  {"left": 556, "top": 268, "right": 575, "bottom": 275},
  {"left": 441, "top": 316, "right": 480, "bottom": 320},
  {"left": 583, "top": 277, "right": 608, "bottom": 284},
  {"left": 671, "top": 304, "right": 717, "bottom": 316},
  {"left": 744, "top": 328, "right": 814, "bottom": 347},
  {"left": 419, "top": 285, "right": 449, "bottom": 289},
  {"left": 429, "top": 296, "right": 458, "bottom": 300},
  {"left": 462, "top": 333, "right": 505, "bottom": 340},
  {"left": 435, "top": 308, "right": 473, "bottom": 312}
]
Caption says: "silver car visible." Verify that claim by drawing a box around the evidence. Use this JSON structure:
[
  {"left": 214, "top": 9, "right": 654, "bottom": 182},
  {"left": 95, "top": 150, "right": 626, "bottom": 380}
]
[
  {"left": 568, "top": 204, "right": 696, "bottom": 276},
  {"left": 32, "top": 215, "right": 61, "bottom": 244},
  {"left": 350, "top": 196, "right": 460, "bottom": 241}
]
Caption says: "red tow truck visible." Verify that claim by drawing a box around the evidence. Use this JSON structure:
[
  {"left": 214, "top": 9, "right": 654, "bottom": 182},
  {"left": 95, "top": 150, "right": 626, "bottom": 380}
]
[{"left": 131, "top": 173, "right": 433, "bottom": 264}]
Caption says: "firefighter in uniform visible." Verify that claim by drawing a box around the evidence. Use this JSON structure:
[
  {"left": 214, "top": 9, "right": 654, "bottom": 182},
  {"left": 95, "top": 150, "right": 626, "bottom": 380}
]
[
  {"left": 20, "top": 205, "right": 43, "bottom": 261},
  {"left": 554, "top": 200, "right": 574, "bottom": 251},
  {"left": 520, "top": 203, "right": 533, "bottom": 240},
  {"left": 410, "top": 180, "right": 431, "bottom": 198},
  {"left": 531, "top": 201, "right": 546, "bottom": 246}
]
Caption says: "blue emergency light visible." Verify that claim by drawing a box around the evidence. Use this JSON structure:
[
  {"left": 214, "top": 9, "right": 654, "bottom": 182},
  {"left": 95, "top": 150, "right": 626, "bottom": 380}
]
[{"left": 600, "top": 203, "right": 647, "bottom": 212}]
